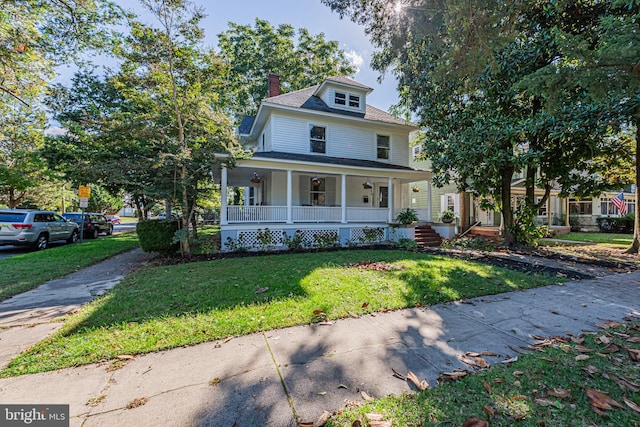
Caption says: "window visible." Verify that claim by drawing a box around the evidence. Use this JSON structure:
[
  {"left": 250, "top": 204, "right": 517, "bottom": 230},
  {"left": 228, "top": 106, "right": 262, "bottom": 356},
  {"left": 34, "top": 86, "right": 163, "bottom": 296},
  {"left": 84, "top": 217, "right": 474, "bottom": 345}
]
[
  {"left": 377, "top": 135, "right": 390, "bottom": 160},
  {"left": 569, "top": 198, "right": 592, "bottom": 215},
  {"left": 310, "top": 125, "right": 326, "bottom": 153},
  {"left": 310, "top": 177, "right": 326, "bottom": 206},
  {"left": 334, "top": 92, "right": 346, "bottom": 105},
  {"left": 412, "top": 145, "right": 422, "bottom": 160},
  {"left": 601, "top": 197, "right": 633, "bottom": 216},
  {"left": 349, "top": 94, "right": 360, "bottom": 108}
]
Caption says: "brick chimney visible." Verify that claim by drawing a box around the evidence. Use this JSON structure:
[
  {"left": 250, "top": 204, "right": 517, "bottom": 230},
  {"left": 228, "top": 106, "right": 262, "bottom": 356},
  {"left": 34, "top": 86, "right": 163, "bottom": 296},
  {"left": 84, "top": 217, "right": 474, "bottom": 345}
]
[{"left": 267, "top": 73, "right": 280, "bottom": 98}]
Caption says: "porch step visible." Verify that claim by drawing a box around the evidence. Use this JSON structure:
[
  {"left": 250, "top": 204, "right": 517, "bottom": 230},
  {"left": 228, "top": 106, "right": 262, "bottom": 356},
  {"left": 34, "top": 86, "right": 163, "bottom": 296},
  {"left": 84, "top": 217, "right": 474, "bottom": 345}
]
[{"left": 414, "top": 225, "right": 442, "bottom": 247}]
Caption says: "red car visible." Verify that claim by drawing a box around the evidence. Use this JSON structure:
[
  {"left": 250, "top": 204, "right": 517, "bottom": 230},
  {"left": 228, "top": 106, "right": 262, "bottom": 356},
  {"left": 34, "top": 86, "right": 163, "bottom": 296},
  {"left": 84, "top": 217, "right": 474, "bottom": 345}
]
[{"left": 106, "top": 215, "right": 121, "bottom": 225}]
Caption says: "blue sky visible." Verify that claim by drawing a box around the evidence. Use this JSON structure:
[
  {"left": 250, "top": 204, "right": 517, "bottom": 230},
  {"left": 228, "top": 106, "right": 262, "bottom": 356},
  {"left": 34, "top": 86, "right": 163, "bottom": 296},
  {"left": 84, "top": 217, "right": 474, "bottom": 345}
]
[{"left": 121, "top": 0, "right": 399, "bottom": 111}]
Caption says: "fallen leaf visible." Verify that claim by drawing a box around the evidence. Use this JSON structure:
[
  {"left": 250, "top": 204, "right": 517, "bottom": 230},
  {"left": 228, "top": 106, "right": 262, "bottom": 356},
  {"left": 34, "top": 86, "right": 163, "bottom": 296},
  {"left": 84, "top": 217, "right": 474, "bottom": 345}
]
[
  {"left": 627, "top": 348, "right": 640, "bottom": 362},
  {"left": 513, "top": 371, "right": 525, "bottom": 376},
  {"left": 575, "top": 345, "right": 595, "bottom": 353},
  {"left": 439, "top": 370, "right": 468, "bottom": 381},
  {"left": 313, "top": 410, "right": 330, "bottom": 427},
  {"left": 596, "top": 335, "right": 611, "bottom": 345},
  {"left": 585, "top": 388, "right": 624, "bottom": 410},
  {"left": 582, "top": 365, "right": 600, "bottom": 376},
  {"left": 126, "top": 397, "right": 148, "bottom": 409},
  {"left": 116, "top": 355, "right": 135, "bottom": 360},
  {"left": 406, "top": 371, "right": 429, "bottom": 390},
  {"left": 338, "top": 384, "right": 348, "bottom": 389},
  {"left": 474, "top": 357, "right": 489, "bottom": 368},
  {"left": 624, "top": 398, "right": 640, "bottom": 414},
  {"left": 603, "top": 372, "right": 640, "bottom": 392},
  {"left": 317, "top": 321, "right": 334, "bottom": 326},
  {"left": 364, "top": 413, "right": 383, "bottom": 421},
  {"left": 223, "top": 336, "right": 233, "bottom": 343},
  {"left": 550, "top": 310, "right": 559, "bottom": 315},
  {"left": 482, "top": 405, "right": 495, "bottom": 417},
  {"left": 571, "top": 336, "right": 585, "bottom": 344},
  {"left": 548, "top": 388, "right": 573, "bottom": 399},
  {"left": 501, "top": 356, "right": 518, "bottom": 364},
  {"left": 313, "top": 310, "right": 324, "bottom": 315},
  {"left": 347, "top": 311, "right": 359, "bottom": 319},
  {"left": 575, "top": 355, "right": 590, "bottom": 361},
  {"left": 361, "top": 302, "right": 369, "bottom": 308},
  {"left": 483, "top": 380, "right": 492, "bottom": 395},
  {"left": 462, "top": 416, "right": 489, "bottom": 427},
  {"left": 255, "top": 287, "right": 269, "bottom": 294},
  {"left": 361, "top": 391, "right": 373, "bottom": 401},
  {"left": 317, "top": 391, "right": 327, "bottom": 396}
]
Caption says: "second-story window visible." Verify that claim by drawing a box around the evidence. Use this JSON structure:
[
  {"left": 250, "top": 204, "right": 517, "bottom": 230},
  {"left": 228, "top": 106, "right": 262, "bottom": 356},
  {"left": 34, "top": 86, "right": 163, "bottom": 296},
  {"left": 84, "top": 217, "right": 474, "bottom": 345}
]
[
  {"left": 310, "top": 125, "right": 326, "bottom": 153},
  {"left": 334, "top": 92, "right": 346, "bottom": 105},
  {"left": 377, "top": 134, "right": 390, "bottom": 160},
  {"left": 349, "top": 94, "right": 360, "bottom": 108}
]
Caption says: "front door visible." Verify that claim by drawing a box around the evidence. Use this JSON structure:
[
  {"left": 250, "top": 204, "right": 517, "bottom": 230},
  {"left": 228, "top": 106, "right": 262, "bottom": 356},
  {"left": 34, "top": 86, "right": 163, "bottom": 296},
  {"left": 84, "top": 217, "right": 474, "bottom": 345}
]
[{"left": 379, "top": 186, "right": 389, "bottom": 208}]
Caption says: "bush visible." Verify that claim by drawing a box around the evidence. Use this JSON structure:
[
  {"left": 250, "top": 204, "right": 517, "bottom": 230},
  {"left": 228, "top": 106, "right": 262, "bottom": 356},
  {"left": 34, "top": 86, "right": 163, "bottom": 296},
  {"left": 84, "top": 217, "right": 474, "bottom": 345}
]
[
  {"left": 597, "top": 214, "right": 634, "bottom": 233},
  {"left": 136, "top": 219, "right": 180, "bottom": 255}
]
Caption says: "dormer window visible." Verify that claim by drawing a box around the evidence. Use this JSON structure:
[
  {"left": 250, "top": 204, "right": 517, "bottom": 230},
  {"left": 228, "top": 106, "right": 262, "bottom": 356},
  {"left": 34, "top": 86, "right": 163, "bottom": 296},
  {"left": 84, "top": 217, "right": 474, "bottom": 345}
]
[
  {"left": 349, "top": 95, "right": 360, "bottom": 108},
  {"left": 334, "top": 92, "right": 346, "bottom": 105}
]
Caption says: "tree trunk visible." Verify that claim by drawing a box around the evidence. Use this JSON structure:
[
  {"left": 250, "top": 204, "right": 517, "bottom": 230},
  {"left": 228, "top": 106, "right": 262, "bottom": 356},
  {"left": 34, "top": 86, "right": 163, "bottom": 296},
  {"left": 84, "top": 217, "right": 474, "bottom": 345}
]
[
  {"left": 625, "top": 116, "right": 640, "bottom": 254},
  {"left": 501, "top": 164, "right": 517, "bottom": 246}
]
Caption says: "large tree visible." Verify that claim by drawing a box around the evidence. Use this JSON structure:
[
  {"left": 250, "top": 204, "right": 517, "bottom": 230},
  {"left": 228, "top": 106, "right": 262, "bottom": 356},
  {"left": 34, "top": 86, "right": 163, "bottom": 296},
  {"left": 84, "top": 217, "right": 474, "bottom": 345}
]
[
  {"left": 217, "top": 18, "right": 357, "bottom": 115},
  {"left": 323, "top": 0, "right": 626, "bottom": 245},
  {"left": 516, "top": 0, "right": 640, "bottom": 252}
]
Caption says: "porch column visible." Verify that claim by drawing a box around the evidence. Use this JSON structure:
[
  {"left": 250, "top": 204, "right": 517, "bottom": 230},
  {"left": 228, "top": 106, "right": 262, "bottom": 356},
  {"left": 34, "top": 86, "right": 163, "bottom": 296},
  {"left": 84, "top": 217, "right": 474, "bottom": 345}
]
[
  {"left": 427, "top": 182, "right": 433, "bottom": 222},
  {"left": 286, "top": 169, "right": 293, "bottom": 224},
  {"left": 565, "top": 197, "right": 570, "bottom": 227},
  {"left": 388, "top": 177, "right": 394, "bottom": 223},
  {"left": 220, "top": 166, "right": 228, "bottom": 225},
  {"left": 341, "top": 174, "right": 347, "bottom": 223}
]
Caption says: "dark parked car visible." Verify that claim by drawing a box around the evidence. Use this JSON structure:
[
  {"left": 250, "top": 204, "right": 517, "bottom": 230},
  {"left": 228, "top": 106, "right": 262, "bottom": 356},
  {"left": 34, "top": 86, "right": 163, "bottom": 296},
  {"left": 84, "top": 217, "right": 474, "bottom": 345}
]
[
  {"left": 62, "top": 213, "right": 113, "bottom": 238},
  {"left": 0, "top": 209, "right": 79, "bottom": 249}
]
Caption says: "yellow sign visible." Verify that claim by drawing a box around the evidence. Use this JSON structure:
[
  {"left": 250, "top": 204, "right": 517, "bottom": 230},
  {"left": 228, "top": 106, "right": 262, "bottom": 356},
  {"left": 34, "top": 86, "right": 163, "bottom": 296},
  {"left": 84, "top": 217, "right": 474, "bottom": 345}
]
[{"left": 78, "top": 185, "right": 91, "bottom": 198}]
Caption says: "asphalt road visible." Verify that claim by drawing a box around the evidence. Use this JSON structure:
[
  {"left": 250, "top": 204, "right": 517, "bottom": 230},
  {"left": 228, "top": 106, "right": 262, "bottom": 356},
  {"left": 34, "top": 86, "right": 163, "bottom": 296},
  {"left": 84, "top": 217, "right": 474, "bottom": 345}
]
[{"left": 0, "top": 222, "right": 137, "bottom": 260}]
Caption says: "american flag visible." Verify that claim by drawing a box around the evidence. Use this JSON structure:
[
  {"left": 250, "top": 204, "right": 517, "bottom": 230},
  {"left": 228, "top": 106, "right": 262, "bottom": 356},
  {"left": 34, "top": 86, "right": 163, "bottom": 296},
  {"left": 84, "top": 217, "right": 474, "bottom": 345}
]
[{"left": 611, "top": 191, "right": 627, "bottom": 216}]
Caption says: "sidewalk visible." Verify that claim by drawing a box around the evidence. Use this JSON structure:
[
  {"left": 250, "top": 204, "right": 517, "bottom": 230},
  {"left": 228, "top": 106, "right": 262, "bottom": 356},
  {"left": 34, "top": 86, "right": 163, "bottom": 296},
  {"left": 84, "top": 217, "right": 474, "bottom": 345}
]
[{"left": 0, "top": 252, "right": 638, "bottom": 426}]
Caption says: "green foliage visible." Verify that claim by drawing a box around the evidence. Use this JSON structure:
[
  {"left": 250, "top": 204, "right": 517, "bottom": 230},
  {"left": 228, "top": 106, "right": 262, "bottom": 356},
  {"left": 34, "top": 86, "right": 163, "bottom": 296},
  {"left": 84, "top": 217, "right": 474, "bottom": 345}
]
[
  {"left": 395, "top": 208, "right": 418, "bottom": 224},
  {"left": 395, "top": 238, "right": 418, "bottom": 251},
  {"left": 136, "top": 220, "right": 180, "bottom": 255},
  {"left": 597, "top": 214, "right": 635, "bottom": 234},
  {"left": 313, "top": 231, "right": 340, "bottom": 249},
  {"left": 256, "top": 228, "right": 276, "bottom": 252},
  {"left": 283, "top": 230, "right": 306, "bottom": 252},
  {"left": 217, "top": 18, "right": 356, "bottom": 115},
  {"left": 224, "top": 235, "right": 248, "bottom": 252},
  {"left": 440, "top": 209, "right": 455, "bottom": 222},
  {"left": 441, "top": 237, "right": 496, "bottom": 252},
  {"left": 508, "top": 206, "right": 547, "bottom": 246}
]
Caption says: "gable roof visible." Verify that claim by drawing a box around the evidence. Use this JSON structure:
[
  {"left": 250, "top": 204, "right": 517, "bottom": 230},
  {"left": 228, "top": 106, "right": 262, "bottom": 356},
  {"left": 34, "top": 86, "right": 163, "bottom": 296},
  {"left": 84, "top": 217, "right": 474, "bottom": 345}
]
[
  {"left": 313, "top": 76, "right": 374, "bottom": 95},
  {"left": 262, "top": 86, "right": 413, "bottom": 127}
]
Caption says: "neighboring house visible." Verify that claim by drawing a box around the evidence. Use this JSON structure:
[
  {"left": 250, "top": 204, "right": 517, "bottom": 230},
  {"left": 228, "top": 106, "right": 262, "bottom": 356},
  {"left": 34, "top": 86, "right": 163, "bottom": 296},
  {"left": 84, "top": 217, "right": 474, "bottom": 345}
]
[
  {"left": 215, "top": 75, "right": 434, "bottom": 251},
  {"left": 569, "top": 188, "right": 636, "bottom": 231}
]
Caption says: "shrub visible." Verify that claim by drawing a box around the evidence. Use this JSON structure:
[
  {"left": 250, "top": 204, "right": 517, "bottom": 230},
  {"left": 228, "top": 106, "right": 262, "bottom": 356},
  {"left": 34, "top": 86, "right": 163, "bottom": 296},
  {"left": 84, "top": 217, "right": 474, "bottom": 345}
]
[
  {"left": 136, "top": 219, "right": 180, "bottom": 255},
  {"left": 597, "top": 214, "right": 634, "bottom": 233},
  {"left": 396, "top": 238, "right": 418, "bottom": 251}
]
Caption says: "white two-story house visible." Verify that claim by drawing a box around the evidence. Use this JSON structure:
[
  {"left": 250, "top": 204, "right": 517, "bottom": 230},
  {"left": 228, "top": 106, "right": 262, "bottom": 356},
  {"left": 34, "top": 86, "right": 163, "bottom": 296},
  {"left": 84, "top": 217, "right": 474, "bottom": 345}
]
[{"left": 215, "top": 75, "right": 437, "bottom": 251}]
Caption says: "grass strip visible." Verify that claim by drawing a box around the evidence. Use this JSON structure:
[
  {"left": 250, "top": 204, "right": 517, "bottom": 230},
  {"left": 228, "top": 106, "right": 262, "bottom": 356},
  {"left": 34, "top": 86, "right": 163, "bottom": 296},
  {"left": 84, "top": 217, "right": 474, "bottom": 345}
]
[
  {"left": 554, "top": 232, "right": 633, "bottom": 248},
  {"left": 1, "top": 249, "right": 562, "bottom": 376},
  {"left": 0, "top": 233, "right": 140, "bottom": 301},
  {"left": 326, "top": 320, "right": 640, "bottom": 427}
]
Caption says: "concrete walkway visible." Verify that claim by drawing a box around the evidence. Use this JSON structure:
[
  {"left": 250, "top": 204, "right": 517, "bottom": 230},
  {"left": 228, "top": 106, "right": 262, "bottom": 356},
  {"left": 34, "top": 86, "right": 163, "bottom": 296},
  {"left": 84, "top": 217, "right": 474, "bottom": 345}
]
[{"left": 0, "top": 252, "right": 638, "bottom": 426}]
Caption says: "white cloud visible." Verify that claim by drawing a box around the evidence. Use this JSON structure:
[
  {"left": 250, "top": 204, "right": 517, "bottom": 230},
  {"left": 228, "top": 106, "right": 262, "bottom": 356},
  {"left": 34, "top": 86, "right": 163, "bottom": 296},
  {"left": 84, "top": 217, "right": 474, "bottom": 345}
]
[
  {"left": 44, "top": 126, "right": 67, "bottom": 136},
  {"left": 344, "top": 49, "right": 364, "bottom": 74}
]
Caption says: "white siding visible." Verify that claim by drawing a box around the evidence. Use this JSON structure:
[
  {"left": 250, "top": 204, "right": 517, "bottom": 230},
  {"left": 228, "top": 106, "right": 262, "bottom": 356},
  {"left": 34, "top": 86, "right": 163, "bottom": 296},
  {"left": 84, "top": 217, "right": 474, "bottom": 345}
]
[
  {"left": 318, "top": 87, "right": 367, "bottom": 114},
  {"left": 269, "top": 112, "right": 411, "bottom": 167}
]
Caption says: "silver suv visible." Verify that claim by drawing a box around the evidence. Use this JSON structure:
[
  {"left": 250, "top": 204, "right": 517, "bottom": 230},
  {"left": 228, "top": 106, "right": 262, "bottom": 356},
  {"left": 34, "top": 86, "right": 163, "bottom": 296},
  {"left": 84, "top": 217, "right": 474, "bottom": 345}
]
[{"left": 0, "top": 209, "right": 80, "bottom": 250}]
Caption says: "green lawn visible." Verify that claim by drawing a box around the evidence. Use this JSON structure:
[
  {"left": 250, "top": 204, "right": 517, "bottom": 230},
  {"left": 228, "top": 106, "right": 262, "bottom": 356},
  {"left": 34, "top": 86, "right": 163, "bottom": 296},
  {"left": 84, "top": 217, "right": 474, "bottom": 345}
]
[
  {"left": 553, "top": 232, "right": 633, "bottom": 248},
  {"left": 327, "top": 320, "right": 640, "bottom": 427},
  {"left": 1, "top": 249, "right": 563, "bottom": 376},
  {"left": 0, "top": 233, "right": 140, "bottom": 301}
]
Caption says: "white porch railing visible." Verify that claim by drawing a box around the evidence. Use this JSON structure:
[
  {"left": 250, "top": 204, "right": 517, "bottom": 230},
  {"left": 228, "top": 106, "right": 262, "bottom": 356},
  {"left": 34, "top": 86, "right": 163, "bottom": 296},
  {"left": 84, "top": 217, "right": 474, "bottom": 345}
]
[
  {"left": 293, "top": 206, "right": 342, "bottom": 222},
  {"left": 227, "top": 206, "right": 287, "bottom": 223},
  {"left": 226, "top": 206, "right": 389, "bottom": 223}
]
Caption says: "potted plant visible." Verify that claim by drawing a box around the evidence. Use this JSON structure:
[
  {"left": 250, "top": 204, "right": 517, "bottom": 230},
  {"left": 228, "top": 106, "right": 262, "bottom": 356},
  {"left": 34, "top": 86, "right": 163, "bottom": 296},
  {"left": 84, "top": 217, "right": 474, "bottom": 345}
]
[
  {"left": 311, "top": 176, "right": 321, "bottom": 187},
  {"left": 412, "top": 186, "right": 420, "bottom": 193},
  {"left": 363, "top": 181, "right": 373, "bottom": 189},
  {"left": 440, "top": 209, "right": 455, "bottom": 223},
  {"left": 395, "top": 208, "right": 419, "bottom": 225},
  {"left": 250, "top": 172, "right": 261, "bottom": 184}
]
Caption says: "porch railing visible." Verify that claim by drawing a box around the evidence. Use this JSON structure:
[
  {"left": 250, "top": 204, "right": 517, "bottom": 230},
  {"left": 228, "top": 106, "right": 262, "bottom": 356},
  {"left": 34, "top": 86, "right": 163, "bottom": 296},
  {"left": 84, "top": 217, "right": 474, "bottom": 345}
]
[{"left": 226, "top": 205, "right": 389, "bottom": 224}]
